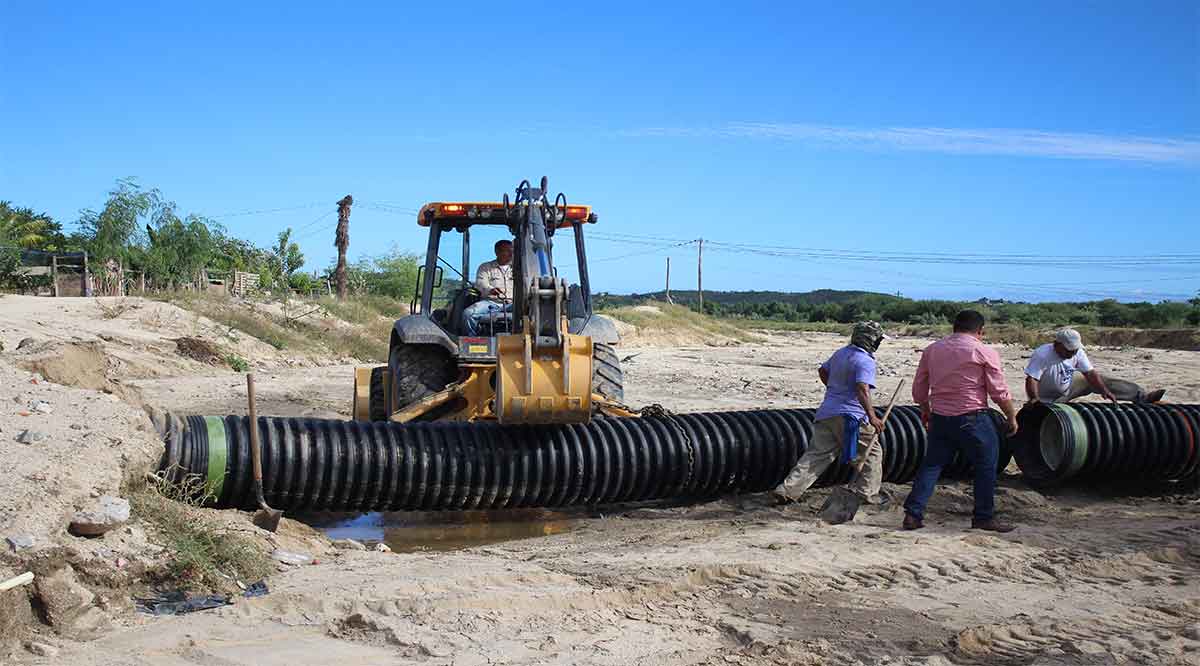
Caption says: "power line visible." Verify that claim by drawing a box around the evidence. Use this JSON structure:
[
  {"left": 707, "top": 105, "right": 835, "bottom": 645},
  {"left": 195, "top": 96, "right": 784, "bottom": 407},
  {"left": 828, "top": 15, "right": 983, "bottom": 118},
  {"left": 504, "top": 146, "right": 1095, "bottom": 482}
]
[
  {"left": 293, "top": 209, "right": 336, "bottom": 235},
  {"left": 589, "top": 239, "right": 698, "bottom": 263},
  {"left": 581, "top": 230, "right": 1200, "bottom": 269},
  {"left": 703, "top": 241, "right": 1200, "bottom": 268},
  {"left": 206, "top": 202, "right": 328, "bottom": 220}
]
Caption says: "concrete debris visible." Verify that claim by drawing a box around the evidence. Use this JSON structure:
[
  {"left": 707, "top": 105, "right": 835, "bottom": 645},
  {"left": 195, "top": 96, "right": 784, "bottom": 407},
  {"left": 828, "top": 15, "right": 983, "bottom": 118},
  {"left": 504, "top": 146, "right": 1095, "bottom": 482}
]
[
  {"left": 332, "top": 538, "right": 367, "bottom": 551},
  {"left": 16, "top": 337, "right": 36, "bottom": 350},
  {"left": 68, "top": 495, "right": 131, "bottom": 537},
  {"left": 271, "top": 549, "right": 313, "bottom": 566},
  {"left": 25, "top": 641, "right": 59, "bottom": 658},
  {"left": 15, "top": 429, "right": 47, "bottom": 444},
  {"left": 5, "top": 535, "right": 35, "bottom": 552},
  {"left": 33, "top": 566, "right": 111, "bottom": 640},
  {"left": 29, "top": 400, "right": 53, "bottom": 414},
  {"left": 373, "top": 543, "right": 392, "bottom": 553}
]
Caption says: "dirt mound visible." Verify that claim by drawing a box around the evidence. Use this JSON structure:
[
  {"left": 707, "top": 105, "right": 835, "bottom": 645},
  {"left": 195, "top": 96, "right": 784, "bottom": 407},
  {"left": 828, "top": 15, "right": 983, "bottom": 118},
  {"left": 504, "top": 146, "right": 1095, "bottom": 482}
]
[
  {"left": 174, "top": 337, "right": 224, "bottom": 365},
  {"left": 13, "top": 341, "right": 148, "bottom": 408},
  {"left": 18, "top": 341, "right": 118, "bottom": 393}
]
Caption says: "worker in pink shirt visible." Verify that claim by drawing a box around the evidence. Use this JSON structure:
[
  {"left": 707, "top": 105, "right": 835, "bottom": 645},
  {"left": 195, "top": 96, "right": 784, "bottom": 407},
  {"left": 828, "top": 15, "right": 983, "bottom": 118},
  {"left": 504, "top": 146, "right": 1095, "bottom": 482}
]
[{"left": 902, "top": 310, "right": 1020, "bottom": 533}]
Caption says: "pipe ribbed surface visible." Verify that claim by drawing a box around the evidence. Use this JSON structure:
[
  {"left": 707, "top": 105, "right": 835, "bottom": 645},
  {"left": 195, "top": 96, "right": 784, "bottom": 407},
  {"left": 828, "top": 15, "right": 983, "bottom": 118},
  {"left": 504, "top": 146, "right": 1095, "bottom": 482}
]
[
  {"left": 155, "top": 407, "right": 1007, "bottom": 511},
  {"left": 1012, "top": 403, "right": 1199, "bottom": 487}
]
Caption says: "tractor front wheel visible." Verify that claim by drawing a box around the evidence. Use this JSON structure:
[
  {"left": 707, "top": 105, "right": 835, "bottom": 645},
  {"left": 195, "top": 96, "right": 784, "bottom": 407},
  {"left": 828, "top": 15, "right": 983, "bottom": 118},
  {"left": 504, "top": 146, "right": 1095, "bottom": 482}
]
[{"left": 389, "top": 344, "right": 458, "bottom": 416}]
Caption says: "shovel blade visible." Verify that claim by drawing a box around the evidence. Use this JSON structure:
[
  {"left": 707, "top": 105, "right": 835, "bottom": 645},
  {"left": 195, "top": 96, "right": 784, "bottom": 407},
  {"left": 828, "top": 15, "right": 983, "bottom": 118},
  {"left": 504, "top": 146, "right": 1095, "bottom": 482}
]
[
  {"left": 252, "top": 508, "right": 283, "bottom": 533},
  {"left": 819, "top": 488, "right": 863, "bottom": 525}
]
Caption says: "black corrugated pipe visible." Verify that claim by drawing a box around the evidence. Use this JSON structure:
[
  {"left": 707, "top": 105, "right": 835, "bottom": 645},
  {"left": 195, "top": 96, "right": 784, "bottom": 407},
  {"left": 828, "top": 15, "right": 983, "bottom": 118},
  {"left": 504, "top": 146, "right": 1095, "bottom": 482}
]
[
  {"left": 154, "top": 407, "right": 1009, "bottom": 511},
  {"left": 1012, "top": 402, "right": 1199, "bottom": 487}
]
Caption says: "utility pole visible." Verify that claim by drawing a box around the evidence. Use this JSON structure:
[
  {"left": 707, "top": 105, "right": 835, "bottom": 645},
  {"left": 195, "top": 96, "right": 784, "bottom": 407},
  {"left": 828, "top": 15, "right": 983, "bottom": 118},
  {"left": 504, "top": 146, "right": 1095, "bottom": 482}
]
[
  {"left": 697, "top": 238, "right": 704, "bottom": 313},
  {"left": 335, "top": 195, "right": 353, "bottom": 300},
  {"left": 665, "top": 257, "right": 673, "bottom": 304}
]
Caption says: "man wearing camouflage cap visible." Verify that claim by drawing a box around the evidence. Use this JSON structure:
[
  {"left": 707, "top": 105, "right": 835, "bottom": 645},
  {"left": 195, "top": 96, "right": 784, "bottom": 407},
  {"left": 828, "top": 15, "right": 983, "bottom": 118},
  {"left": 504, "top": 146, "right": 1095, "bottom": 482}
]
[
  {"left": 1024, "top": 328, "right": 1165, "bottom": 404},
  {"left": 772, "top": 321, "right": 888, "bottom": 520}
]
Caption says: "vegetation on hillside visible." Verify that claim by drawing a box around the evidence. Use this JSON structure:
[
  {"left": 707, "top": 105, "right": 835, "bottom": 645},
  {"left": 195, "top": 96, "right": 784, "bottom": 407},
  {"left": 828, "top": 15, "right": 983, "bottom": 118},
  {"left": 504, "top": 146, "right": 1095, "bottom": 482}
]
[
  {"left": 1, "top": 180, "right": 427, "bottom": 300},
  {"left": 600, "top": 302, "right": 762, "bottom": 344},
  {"left": 603, "top": 289, "right": 1200, "bottom": 330}
]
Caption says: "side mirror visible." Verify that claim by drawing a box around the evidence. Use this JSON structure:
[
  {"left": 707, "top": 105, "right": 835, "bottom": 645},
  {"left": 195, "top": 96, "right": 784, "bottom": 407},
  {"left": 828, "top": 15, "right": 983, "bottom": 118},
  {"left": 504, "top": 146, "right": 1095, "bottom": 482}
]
[{"left": 433, "top": 266, "right": 443, "bottom": 288}]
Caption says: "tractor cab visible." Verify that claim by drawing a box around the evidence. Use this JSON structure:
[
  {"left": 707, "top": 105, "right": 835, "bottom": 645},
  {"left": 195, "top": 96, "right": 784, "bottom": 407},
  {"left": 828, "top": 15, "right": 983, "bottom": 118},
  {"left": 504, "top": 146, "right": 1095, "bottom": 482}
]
[{"left": 412, "top": 200, "right": 598, "bottom": 343}]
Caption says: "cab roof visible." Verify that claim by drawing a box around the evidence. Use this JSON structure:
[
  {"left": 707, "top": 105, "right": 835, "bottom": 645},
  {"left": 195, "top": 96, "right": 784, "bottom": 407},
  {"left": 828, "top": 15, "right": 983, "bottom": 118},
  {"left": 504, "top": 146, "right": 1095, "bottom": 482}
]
[{"left": 417, "top": 202, "right": 596, "bottom": 229}]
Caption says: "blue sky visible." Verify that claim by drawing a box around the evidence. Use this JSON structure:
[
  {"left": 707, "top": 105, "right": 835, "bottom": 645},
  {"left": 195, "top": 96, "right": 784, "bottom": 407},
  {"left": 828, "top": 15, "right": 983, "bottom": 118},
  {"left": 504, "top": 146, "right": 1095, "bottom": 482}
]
[{"left": 2, "top": 1, "right": 1197, "bottom": 302}]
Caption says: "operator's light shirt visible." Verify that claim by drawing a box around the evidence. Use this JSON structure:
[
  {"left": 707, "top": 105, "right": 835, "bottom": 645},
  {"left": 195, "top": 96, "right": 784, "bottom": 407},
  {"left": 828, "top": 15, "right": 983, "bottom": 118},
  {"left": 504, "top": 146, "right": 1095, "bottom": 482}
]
[
  {"left": 474, "top": 260, "right": 514, "bottom": 302},
  {"left": 814, "top": 345, "right": 876, "bottom": 423},
  {"left": 913, "top": 333, "right": 1012, "bottom": 416},
  {"left": 1025, "top": 343, "right": 1093, "bottom": 399}
]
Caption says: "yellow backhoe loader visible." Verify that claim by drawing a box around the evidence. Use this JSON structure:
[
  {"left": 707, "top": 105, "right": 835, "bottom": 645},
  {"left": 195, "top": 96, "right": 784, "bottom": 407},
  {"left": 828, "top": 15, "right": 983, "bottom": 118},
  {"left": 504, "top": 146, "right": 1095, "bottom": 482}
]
[{"left": 352, "top": 177, "right": 630, "bottom": 424}]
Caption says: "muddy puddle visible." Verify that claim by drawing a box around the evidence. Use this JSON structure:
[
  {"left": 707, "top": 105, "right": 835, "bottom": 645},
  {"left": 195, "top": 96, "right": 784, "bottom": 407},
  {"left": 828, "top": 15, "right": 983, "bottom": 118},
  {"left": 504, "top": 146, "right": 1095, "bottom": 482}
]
[{"left": 301, "top": 509, "right": 578, "bottom": 553}]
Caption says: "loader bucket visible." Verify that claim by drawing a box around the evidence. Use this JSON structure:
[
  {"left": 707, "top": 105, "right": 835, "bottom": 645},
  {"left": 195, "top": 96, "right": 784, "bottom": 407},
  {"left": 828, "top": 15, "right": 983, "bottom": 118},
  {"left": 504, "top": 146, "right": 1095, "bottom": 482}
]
[{"left": 494, "top": 332, "right": 593, "bottom": 424}]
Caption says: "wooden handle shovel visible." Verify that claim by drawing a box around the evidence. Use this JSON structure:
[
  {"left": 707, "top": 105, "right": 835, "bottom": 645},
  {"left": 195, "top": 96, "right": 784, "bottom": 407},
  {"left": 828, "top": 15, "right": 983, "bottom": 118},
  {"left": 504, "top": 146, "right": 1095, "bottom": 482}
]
[
  {"left": 854, "top": 379, "right": 906, "bottom": 474},
  {"left": 820, "top": 379, "right": 906, "bottom": 525},
  {"left": 247, "top": 374, "right": 283, "bottom": 532}
]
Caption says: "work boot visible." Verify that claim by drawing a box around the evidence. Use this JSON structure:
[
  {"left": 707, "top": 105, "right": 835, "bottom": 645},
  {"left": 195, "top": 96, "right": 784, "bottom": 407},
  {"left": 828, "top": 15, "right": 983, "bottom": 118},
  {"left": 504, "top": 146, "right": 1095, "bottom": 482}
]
[
  {"left": 1142, "top": 389, "right": 1167, "bottom": 404},
  {"left": 902, "top": 514, "right": 924, "bottom": 531},
  {"left": 970, "top": 518, "right": 1015, "bottom": 533}
]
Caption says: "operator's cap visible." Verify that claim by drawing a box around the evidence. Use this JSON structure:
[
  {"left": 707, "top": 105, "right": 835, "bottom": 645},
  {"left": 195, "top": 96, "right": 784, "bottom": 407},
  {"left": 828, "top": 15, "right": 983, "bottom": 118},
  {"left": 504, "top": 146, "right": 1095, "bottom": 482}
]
[
  {"left": 1055, "top": 328, "right": 1083, "bottom": 352},
  {"left": 851, "top": 320, "right": 889, "bottom": 354},
  {"left": 853, "top": 321, "right": 890, "bottom": 340}
]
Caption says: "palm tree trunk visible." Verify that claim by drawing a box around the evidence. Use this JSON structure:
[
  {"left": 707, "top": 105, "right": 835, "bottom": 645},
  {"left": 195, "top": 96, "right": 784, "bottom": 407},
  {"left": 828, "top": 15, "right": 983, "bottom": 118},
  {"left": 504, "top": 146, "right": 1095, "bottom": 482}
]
[{"left": 335, "top": 195, "right": 352, "bottom": 300}]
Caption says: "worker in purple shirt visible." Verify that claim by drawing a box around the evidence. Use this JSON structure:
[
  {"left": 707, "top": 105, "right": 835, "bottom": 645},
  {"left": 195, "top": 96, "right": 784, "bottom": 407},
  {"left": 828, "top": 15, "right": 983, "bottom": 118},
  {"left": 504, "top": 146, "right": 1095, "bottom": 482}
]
[{"left": 773, "top": 322, "right": 888, "bottom": 515}]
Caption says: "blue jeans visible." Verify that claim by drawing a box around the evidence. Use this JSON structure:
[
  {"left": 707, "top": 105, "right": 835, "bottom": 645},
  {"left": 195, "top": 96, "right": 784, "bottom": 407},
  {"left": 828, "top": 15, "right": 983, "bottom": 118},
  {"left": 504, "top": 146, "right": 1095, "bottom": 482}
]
[
  {"left": 903, "top": 411, "right": 999, "bottom": 522},
  {"left": 462, "top": 300, "right": 511, "bottom": 336}
]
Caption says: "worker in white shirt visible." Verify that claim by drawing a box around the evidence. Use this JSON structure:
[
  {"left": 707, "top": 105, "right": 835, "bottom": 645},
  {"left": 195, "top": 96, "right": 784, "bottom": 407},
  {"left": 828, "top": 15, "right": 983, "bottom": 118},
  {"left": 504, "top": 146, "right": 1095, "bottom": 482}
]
[
  {"left": 1024, "top": 328, "right": 1165, "bottom": 404},
  {"left": 461, "top": 240, "right": 514, "bottom": 335}
]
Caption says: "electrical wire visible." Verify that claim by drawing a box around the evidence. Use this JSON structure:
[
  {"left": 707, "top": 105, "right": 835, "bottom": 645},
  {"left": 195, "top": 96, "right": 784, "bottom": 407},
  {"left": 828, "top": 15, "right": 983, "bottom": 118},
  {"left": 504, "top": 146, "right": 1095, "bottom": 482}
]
[{"left": 206, "top": 202, "right": 328, "bottom": 220}]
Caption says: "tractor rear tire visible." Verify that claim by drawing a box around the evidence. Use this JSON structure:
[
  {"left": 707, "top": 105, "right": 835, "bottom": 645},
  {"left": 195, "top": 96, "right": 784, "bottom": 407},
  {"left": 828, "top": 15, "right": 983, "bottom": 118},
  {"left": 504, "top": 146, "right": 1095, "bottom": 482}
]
[
  {"left": 592, "top": 342, "right": 624, "bottom": 402},
  {"left": 389, "top": 344, "right": 458, "bottom": 414},
  {"left": 367, "top": 366, "right": 389, "bottom": 421}
]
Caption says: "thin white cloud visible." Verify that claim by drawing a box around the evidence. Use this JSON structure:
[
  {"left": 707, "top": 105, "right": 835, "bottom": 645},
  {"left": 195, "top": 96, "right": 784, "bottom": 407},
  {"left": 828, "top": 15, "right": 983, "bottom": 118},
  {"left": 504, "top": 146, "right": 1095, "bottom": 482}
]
[{"left": 619, "top": 122, "right": 1200, "bottom": 165}]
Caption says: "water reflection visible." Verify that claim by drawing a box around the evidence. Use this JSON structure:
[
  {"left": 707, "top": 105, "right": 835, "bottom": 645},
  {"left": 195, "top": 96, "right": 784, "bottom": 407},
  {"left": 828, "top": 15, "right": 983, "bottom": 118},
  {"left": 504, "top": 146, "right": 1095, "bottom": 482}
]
[{"left": 303, "top": 509, "right": 576, "bottom": 554}]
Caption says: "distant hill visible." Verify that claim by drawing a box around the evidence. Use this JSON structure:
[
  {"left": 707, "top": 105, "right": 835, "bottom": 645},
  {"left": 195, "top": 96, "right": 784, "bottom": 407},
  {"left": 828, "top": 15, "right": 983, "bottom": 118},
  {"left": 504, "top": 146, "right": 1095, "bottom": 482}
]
[{"left": 596, "top": 289, "right": 895, "bottom": 307}]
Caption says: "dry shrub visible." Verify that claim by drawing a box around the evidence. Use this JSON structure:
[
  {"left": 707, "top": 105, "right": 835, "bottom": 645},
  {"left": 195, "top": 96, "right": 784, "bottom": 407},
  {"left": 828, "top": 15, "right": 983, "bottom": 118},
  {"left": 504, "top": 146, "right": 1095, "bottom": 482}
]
[
  {"left": 174, "top": 336, "right": 224, "bottom": 364},
  {"left": 95, "top": 298, "right": 138, "bottom": 319},
  {"left": 129, "top": 474, "right": 273, "bottom": 593}
]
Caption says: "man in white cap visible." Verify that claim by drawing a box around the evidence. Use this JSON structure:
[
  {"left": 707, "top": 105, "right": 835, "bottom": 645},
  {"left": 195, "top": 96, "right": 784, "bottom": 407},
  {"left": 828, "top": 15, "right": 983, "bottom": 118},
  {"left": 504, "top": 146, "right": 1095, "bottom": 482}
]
[{"left": 1024, "top": 328, "right": 1165, "bottom": 404}]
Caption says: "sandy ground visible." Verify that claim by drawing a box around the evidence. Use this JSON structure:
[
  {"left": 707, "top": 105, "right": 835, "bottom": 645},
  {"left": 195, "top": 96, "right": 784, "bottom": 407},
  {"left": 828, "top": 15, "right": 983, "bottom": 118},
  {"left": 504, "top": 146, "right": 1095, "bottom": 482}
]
[{"left": 1, "top": 297, "right": 1198, "bottom": 665}]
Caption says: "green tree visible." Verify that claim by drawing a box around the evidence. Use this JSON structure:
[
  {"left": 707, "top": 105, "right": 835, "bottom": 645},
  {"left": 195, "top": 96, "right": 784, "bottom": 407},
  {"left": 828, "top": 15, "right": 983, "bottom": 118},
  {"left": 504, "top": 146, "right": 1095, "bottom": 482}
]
[
  {"left": 144, "top": 205, "right": 218, "bottom": 289},
  {"left": 0, "top": 202, "right": 64, "bottom": 250},
  {"left": 271, "top": 228, "right": 305, "bottom": 288},
  {"left": 289, "top": 271, "right": 317, "bottom": 294},
  {"left": 76, "top": 178, "right": 158, "bottom": 264}
]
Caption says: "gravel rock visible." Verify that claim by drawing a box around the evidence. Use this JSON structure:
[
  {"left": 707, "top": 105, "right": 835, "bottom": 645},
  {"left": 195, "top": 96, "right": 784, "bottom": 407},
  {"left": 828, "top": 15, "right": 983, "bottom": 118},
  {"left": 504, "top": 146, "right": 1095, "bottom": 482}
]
[
  {"left": 68, "top": 495, "right": 131, "bottom": 537},
  {"left": 332, "top": 538, "right": 367, "bottom": 551},
  {"left": 15, "top": 429, "right": 47, "bottom": 444},
  {"left": 29, "top": 400, "right": 53, "bottom": 414},
  {"left": 6, "top": 534, "right": 34, "bottom": 551},
  {"left": 16, "top": 337, "right": 36, "bottom": 350},
  {"left": 25, "top": 642, "right": 59, "bottom": 658}
]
